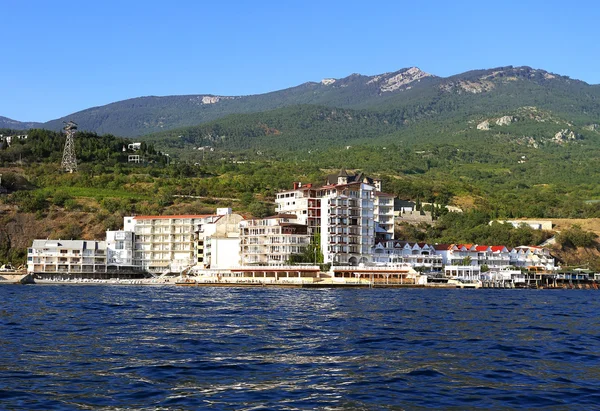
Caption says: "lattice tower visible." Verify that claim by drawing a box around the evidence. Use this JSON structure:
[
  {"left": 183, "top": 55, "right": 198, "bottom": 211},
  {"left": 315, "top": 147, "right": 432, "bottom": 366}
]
[{"left": 61, "top": 121, "right": 78, "bottom": 173}]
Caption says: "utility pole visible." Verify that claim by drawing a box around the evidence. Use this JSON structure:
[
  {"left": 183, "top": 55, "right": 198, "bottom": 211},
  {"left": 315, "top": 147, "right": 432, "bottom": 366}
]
[{"left": 61, "top": 121, "right": 78, "bottom": 173}]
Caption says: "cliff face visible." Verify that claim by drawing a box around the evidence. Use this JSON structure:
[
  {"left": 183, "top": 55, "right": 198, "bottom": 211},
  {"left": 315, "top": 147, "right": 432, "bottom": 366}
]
[
  {"left": 0, "top": 205, "right": 109, "bottom": 263},
  {"left": 551, "top": 246, "right": 600, "bottom": 271}
]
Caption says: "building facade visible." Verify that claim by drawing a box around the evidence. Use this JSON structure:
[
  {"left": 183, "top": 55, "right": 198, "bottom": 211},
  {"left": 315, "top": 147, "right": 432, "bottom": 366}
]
[
  {"left": 122, "top": 210, "right": 243, "bottom": 273},
  {"left": 106, "top": 230, "right": 135, "bottom": 267},
  {"left": 27, "top": 240, "right": 107, "bottom": 275},
  {"left": 374, "top": 191, "right": 395, "bottom": 240},
  {"left": 372, "top": 241, "right": 443, "bottom": 271},
  {"left": 275, "top": 182, "right": 321, "bottom": 233},
  {"left": 275, "top": 170, "right": 393, "bottom": 266},
  {"left": 124, "top": 214, "right": 220, "bottom": 273},
  {"left": 239, "top": 214, "right": 311, "bottom": 266},
  {"left": 319, "top": 181, "right": 375, "bottom": 265},
  {"left": 434, "top": 244, "right": 555, "bottom": 270}
]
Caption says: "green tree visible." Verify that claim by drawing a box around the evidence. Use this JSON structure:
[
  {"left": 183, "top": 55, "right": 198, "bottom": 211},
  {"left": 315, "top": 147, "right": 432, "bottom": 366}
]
[
  {"left": 248, "top": 201, "right": 272, "bottom": 218},
  {"left": 556, "top": 225, "right": 598, "bottom": 248},
  {"left": 52, "top": 190, "right": 73, "bottom": 207}
]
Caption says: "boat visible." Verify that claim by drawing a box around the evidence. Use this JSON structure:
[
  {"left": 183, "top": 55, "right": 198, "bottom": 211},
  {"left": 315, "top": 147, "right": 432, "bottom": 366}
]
[{"left": 448, "top": 278, "right": 482, "bottom": 289}]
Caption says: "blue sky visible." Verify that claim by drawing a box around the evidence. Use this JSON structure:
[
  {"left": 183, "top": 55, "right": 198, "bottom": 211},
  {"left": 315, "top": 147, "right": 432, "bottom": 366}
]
[{"left": 2, "top": 0, "right": 599, "bottom": 122}]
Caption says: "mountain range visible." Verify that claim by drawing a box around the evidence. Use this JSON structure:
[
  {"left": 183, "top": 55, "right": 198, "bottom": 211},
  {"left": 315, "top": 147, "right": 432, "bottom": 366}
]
[{"left": 4, "top": 66, "right": 599, "bottom": 141}]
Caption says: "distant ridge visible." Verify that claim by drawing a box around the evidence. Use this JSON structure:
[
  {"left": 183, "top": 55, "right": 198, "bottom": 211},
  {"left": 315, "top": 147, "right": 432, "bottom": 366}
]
[
  {"left": 3, "top": 66, "right": 600, "bottom": 138},
  {"left": 0, "top": 116, "right": 42, "bottom": 131}
]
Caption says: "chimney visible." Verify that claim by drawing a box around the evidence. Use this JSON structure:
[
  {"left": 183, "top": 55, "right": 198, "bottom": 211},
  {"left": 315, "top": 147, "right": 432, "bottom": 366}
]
[{"left": 293, "top": 182, "right": 299, "bottom": 190}]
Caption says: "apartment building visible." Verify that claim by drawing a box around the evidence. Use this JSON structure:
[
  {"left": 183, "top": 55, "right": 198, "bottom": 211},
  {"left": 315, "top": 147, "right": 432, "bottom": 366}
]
[
  {"left": 319, "top": 180, "right": 376, "bottom": 265},
  {"left": 511, "top": 246, "right": 555, "bottom": 269},
  {"left": 239, "top": 214, "right": 311, "bottom": 265},
  {"left": 106, "top": 230, "right": 135, "bottom": 267},
  {"left": 434, "top": 244, "right": 555, "bottom": 270},
  {"left": 123, "top": 214, "right": 220, "bottom": 273},
  {"left": 374, "top": 191, "right": 395, "bottom": 240},
  {"left": 275, "top": 182, "right": 321, "bottom": 233},
  {"left": 120, "top": 209, "right": 243, "bottom": 273},
  {"left": 372, "top": 241, "right": 443, "bottom": 271},
  {"left": 27, "top": 240, "right": 107, "bottom": 276},
  {"left": 275, "top": 170, "right": 394, "bottom": 266},
  {"left": 201, "top": 211, "right": 243, "bottom": 269}
]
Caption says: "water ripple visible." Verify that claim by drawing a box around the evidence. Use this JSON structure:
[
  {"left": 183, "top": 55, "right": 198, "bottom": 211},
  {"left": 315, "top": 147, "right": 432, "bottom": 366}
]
[{"left": 1, "top": 286, "right": 599, "bottom": 409}]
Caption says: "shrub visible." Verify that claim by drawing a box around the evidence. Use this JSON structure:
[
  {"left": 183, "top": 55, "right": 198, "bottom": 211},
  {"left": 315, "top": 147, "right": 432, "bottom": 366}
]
[
  {"left": 10, "top": 191, "right": 48, "bottom": 213},
  {"left": 52, "top": 190, "right": 73, "bottom": 207},
  {"left": 556, "top": 225, "right": 598, "bottom": 248}
]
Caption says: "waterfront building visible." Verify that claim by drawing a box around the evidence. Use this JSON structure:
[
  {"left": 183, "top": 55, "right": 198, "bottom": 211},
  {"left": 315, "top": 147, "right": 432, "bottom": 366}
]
[
  {"left": 372, "top": 241, "right": 443, "bottom": 271},
  {"left": 123, "top": 214, "right": 214, "bottom": 273},
  {"left": 239, "top": 214, "right": 311, "bottom": 266},
  {"left": 275, "top": 170, "right": 394, "bottom": 266},
  {"left": 201, "top": 211, "right": 243, "bottom": 269},
  {"left": 434, "top": 244, "right": 556, "bottom": 270},
  {"left": 27, "top": 239, "right": 107, "bottom": 276},
  {"left": 443, "top": 265, "right": 482, "bottom": 281},
  {"left": 106, "top": 230, "right": 135, "bottom": 267},
  {"left": 510, "top": 246, "right": 555, "bottom": 270},
  {"left": 123, "top": 209, "right": 243, "bottom": 273},
  {"left": 434, "top": 244, "right": 511, "bottom": 268},
  {"left": 318, "top": 179, "right": 375, "bottom": 265}
]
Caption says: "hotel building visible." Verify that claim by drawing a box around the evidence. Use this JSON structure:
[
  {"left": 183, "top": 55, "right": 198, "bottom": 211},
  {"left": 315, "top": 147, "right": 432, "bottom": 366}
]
[
  {"left": 275, "top": 170, "right": 394, "bottom": 266},
  {"left": 27, "top": 240, "right": 107, "bottom": 277},
  {"left": 239, "top": 214, "right": 311, "bottom": 265}
]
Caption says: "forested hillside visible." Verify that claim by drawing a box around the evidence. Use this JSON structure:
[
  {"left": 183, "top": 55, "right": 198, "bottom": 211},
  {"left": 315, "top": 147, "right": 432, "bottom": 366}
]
[
  {"left": 8, "top": 66, "right": 600, "bottom": 138},
  {"left": 3, "top": 65, "right": 600, "bottom": 268}
]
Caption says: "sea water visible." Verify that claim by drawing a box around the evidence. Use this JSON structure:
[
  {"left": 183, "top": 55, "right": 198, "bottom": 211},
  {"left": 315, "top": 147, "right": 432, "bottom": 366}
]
[{"left": 1, "top": 286, "right": 599, "bottom": 409}]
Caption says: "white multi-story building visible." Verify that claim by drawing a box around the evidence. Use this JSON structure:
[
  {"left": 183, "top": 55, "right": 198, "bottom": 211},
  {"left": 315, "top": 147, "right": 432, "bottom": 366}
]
[
  {"left": 240, "top": 214, "right": 311, "bottom": 266},
  {"left": 275, "top": 170, "right": 393, "bottom": 266},
  {"left": 201, "top": 211, "right": 243, "bottom": 269},
  {"left": 122, "top": 210, "right": 243, "bottom": 273},
  {"left": 106, "top": 230, "right": 135, "bottom": 267},
  {"left": 372, "top": 241, "right": 443, "bottom": 271},
  {"left": 510, "top": 246, "right": 555, "bottom": 270},
  {"left": 275, "top": 182, "right": 321, "bottom": 233},
  {"left": 434, "top": 244, "right": 555, "bottom": 270},
  {"left": 374, "top": 191, "right": 395, "bottom": 240},
  {"left": 27, "top": 240, "right": 107, "bottom": 276},
  {"left": 319, "top": 180, "right": 375, "bottom": 265},
  {"left": 124, "top": 214, "right": 219, "bottom": 273}
]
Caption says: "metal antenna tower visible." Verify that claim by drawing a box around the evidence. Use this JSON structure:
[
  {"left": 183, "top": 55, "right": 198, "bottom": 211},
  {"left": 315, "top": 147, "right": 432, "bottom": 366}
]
[{"left": 61, "top": 121, "right": 78, "bottom": 173}]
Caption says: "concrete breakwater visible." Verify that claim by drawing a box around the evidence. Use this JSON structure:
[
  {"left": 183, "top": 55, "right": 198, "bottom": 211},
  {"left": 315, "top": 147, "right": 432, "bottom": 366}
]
[{"left": 0, "top": 272, "right": 35, "bottom": 284}]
